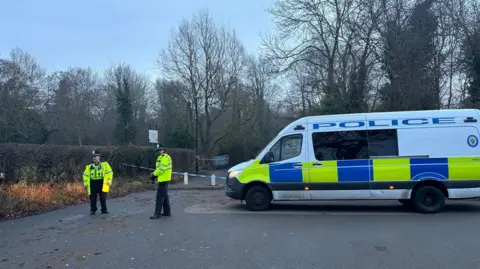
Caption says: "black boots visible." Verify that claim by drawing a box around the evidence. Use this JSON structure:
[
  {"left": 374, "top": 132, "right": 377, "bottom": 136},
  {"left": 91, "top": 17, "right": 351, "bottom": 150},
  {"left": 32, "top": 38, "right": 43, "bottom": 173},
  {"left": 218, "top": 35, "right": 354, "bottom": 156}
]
[
  {"left": 150, "top": 213, "right": 171, "bottom": 219},
  {"left": 90, "top": 210, "right": 109, "bottom": 215}
]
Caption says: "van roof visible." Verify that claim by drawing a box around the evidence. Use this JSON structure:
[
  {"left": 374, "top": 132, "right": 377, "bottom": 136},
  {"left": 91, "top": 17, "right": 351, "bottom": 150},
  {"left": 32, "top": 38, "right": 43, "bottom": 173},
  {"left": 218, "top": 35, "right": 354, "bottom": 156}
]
[{"left": 278, "top": 109, "right": 480, "bottom": 135}]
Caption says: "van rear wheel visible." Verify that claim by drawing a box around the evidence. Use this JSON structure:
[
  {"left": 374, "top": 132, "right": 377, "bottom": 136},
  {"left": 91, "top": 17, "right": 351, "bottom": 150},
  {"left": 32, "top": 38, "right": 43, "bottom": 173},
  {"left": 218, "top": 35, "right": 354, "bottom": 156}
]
[
  {"left": 245, "top": 185, "right": 271, "bottom": 211},
  {"left": 411, "top": 185, "right": 445, "bottom": 214}
]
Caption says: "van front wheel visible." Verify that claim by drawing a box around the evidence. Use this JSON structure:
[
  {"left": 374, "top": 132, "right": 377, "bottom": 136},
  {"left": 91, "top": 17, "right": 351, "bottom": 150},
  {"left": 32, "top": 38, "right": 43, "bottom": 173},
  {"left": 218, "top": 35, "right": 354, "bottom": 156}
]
[
  {"left": 245, "top": 185, "right": 272, "bottom": 211},
  {"left": 411, "top": 186, "right": 445, "bottom": 213}
]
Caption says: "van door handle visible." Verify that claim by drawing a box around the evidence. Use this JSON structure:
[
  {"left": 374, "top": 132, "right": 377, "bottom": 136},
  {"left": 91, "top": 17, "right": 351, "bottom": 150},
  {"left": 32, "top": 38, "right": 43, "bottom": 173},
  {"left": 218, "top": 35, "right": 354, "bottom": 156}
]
[
  {"left": 293, "top": 163, "right": 303, "bottom": 168},
  {"left": 313, "top": 163, "right": 323, "bottom": 166}
]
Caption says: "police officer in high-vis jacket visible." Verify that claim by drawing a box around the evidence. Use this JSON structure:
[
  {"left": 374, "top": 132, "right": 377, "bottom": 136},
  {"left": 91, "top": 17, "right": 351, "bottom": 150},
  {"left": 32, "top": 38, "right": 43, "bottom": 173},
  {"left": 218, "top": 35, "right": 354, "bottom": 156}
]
[
  {"left": 83, "top": 150, "right": 113, "bottom": 215},
  {"left": 150, "top": 145, "right": 172, "bottom": 219}
]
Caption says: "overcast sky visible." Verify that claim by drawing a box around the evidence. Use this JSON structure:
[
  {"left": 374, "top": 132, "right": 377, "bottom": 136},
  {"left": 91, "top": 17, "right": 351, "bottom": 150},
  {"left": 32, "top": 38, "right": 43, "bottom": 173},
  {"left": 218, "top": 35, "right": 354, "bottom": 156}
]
[{"left": 0, "top": 0, "right": 275, "bottom": 78}]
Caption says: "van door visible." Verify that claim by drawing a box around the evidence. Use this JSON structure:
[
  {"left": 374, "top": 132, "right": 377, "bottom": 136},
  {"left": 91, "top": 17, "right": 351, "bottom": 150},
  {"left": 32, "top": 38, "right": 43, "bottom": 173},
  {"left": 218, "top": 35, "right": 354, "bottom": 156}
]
[
  {"left": 306, "top": 115, "right": 372, "bottom": 199},
  {"left": 265, "top": 132, "right": 310, "bottom": 200}
]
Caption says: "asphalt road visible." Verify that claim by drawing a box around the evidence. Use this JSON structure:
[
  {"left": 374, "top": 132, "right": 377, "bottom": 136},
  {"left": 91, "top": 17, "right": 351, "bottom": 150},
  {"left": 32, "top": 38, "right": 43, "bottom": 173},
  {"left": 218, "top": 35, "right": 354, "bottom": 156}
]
[{"left": 1, "top": 189, "right": 480, "bottom": 269}]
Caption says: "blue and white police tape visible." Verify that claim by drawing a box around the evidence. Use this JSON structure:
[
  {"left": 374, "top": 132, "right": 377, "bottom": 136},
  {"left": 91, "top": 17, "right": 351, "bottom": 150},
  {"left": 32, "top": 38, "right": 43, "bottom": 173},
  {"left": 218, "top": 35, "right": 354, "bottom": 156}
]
[
  {"left": 172, "top": 172, "right": 216, "bottom": 178},
  {"left": 119, "top": 163, "right": 227, "bottom": 180},
  {"left": 196, "top": 155, "right": 229, "bottom": 161}
]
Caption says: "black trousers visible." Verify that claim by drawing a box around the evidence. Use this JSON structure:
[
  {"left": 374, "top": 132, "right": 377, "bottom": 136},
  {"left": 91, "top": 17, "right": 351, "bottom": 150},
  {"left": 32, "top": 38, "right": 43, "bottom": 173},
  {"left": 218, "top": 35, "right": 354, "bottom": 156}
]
[
  {"left": 154, "top": 182, "right": 171, "bottom": 215},
  {"left": 90, "top": 180, "right": 107, "bottom": 212}
]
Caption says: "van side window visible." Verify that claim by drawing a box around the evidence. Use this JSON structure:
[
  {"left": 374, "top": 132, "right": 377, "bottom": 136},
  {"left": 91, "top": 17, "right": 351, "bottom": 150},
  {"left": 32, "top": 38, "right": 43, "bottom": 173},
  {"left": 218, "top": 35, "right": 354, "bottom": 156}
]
[
  {"left": 269, "top": 134, "right": 303, "bottom": 162},
  {"left": 367, "top": 129, "right": 399, "bottom": 157},
  {"left": 312, "top": 131, "right": 368, "bottom": 161}
]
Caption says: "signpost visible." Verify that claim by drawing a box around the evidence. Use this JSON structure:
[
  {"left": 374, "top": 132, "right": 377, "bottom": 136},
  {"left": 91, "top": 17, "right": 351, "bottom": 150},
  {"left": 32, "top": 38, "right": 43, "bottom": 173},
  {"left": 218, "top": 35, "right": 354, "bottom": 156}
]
[{"left": 148, "top": 124, "right": 158, "bottom": 145}]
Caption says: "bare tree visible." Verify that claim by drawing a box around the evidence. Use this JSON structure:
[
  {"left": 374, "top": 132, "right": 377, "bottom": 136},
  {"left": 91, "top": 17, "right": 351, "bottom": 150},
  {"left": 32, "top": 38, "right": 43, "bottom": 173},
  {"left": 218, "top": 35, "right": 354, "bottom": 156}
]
[
  {"left": 159, "top": 9, "right": 250, "bottom": 155},
  {"left": 263, "top": 0, "right": 375, "bottom": 114},
  {"left": 0, "top": 48, "right": 48, "bottom": 143},
  {"left": 47, "top": 67, "right": 99, "bottom": 145}
]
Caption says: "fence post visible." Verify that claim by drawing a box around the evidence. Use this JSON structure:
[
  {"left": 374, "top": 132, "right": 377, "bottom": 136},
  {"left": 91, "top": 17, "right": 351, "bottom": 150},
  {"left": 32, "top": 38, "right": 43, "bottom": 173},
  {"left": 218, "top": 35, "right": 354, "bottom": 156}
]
[
  {"left": 184, "top": 172, "right": 188, "bottom": 185},
  {"left": 211, "top": 174, "right": 216, "bottom": 186}
]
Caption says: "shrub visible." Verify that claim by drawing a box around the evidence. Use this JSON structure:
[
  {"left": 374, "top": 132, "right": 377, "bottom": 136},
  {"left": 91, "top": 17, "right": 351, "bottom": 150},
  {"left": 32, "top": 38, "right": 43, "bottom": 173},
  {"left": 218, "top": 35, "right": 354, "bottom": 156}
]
[
  {"left": 0, "top": 179, "right": 155, "bottom": 219},
  {"left": 0, "top": 143, "right": 195, "bottom": 184}
]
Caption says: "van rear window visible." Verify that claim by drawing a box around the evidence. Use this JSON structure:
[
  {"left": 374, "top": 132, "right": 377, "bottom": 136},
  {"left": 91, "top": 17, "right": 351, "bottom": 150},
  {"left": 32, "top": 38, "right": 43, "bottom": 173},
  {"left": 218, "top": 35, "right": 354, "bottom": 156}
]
[
  {"left": 367, "top": 129, "right": 399, "bottom": 158},
  {"left": 312, "top": 129, "right": 398, "bottom": 161}
]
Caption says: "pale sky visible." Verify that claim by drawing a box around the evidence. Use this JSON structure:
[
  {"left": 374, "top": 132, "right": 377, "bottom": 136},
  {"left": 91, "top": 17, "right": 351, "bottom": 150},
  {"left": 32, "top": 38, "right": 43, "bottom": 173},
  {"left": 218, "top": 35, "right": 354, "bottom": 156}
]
[{"left": 0, "top": 0, "right": 275, "bottom": 78}]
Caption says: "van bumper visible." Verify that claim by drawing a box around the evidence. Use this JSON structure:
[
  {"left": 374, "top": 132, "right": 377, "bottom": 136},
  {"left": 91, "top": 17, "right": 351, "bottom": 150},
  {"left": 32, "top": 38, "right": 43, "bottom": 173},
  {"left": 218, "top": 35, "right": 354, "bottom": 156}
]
[{"left": 225, "top": 176, "right": 244, "bottom": 200}]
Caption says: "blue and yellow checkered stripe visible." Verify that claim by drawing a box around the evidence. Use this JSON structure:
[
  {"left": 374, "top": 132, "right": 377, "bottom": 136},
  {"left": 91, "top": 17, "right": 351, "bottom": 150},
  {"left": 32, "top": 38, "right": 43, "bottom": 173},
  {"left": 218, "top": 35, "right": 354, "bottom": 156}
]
[
  {"left": 372, "top": 157, "right": 480, "bottom": 182},
  {"left": 266, "top": 157, "right": 480, "bottom": 183}
]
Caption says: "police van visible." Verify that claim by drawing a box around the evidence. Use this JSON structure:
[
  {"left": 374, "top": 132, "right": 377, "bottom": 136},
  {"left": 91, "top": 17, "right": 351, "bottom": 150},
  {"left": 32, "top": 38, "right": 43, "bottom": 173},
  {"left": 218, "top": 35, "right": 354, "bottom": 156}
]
[{"left": 225, "top": 109, "right": 480, "bottom": 213}]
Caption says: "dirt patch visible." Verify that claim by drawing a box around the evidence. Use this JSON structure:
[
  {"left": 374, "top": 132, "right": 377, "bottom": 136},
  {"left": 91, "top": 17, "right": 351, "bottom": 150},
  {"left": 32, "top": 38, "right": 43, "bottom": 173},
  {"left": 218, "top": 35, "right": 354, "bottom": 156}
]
[
  {"left": 133, "top": 197, "right": 153, "bottom": 206},
  {"left": 21, "top": 236, "right": 47, "bottom": 246}
]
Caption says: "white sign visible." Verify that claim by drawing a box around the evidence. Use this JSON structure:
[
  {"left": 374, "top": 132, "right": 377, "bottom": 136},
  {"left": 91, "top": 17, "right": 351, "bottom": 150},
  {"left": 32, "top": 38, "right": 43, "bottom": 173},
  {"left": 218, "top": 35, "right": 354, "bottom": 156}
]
[{"left": 148, "top": 130, "right": 158, "bottom": 144}]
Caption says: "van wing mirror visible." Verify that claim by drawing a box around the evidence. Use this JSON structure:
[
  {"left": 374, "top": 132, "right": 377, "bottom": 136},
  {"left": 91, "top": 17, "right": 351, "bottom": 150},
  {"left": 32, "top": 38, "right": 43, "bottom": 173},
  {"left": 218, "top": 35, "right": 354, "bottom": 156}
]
[{"left": 262, "top": 151, "right": 275, "bottom": 163}]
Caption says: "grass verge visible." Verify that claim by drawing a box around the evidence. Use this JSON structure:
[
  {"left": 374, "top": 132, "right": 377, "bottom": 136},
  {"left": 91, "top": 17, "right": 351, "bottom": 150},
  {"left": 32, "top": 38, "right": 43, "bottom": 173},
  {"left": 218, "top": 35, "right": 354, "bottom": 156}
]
[{"left": 0, "top": 179, "right": 155, "bottom": 221}]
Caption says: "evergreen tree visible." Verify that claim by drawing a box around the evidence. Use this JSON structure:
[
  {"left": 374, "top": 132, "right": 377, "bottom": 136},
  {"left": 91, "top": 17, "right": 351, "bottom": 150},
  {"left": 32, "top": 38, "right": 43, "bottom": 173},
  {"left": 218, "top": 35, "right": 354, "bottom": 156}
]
[
  {"left": 464, "top": 24, "right": 480, "bottom": 107},
  {"left": 114, "top": 70, "right": 136, "bottom": 145}
]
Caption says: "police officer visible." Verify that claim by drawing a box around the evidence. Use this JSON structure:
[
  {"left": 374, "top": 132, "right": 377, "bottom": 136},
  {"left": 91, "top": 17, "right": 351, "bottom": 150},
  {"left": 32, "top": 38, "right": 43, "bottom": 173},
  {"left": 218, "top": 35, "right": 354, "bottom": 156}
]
[
  {"left": 83, "top": 150, "right": 113, "bottom": 215},
  {"left": 150, "top": 145, "right": 172, "bottom": 219}
]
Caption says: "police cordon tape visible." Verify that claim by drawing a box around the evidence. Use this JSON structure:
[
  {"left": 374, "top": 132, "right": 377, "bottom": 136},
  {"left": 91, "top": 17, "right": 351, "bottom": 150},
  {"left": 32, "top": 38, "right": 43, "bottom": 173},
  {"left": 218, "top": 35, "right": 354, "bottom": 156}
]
[
  {"left": 119, "top": 163, "right": 227, "bottom": 186},
  {"left": 196, "top": 155, "right": 229, "bottom": 161}
]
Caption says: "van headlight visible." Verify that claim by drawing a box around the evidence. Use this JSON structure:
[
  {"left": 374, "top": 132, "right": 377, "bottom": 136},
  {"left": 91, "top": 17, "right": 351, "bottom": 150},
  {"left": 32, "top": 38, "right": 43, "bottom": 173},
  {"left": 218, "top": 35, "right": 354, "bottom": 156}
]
[{"left": 229, "top": 170, "right": 243, "bottom": 179}]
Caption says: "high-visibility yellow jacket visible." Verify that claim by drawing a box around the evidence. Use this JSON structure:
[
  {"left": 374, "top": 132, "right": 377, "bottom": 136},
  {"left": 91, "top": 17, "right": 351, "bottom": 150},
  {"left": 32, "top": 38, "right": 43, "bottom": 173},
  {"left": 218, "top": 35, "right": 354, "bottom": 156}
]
[
  {"left": 153, "top": 153, "right": 172, "bottom": 182},
  {"left": 83, "top": 161, "right": 113, "bottom": 195}
]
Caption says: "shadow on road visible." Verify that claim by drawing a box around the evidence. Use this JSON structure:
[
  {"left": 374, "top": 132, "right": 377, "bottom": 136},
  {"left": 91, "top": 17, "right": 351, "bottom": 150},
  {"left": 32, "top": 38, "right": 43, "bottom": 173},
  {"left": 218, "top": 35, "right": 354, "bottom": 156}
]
[{"left": 222, "top": 201, "right": 480, "bottom": 214}]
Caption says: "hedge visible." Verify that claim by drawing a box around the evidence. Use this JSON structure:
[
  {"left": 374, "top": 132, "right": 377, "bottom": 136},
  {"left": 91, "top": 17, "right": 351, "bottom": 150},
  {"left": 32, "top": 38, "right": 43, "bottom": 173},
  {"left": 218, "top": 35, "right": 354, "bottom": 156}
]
[{"left": 0, "top": 143, "right": 195, "bottom": 184}]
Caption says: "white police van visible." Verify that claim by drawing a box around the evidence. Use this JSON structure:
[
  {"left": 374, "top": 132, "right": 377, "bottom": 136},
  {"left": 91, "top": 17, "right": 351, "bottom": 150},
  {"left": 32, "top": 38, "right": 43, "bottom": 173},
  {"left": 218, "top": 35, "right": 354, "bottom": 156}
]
[{"left": 225, "top": 109, "right": 480, "bottom": 213}]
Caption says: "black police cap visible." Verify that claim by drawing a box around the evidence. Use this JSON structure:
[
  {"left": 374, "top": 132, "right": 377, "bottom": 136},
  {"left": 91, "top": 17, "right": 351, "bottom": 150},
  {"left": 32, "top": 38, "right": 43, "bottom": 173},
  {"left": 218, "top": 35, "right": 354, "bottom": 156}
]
[{"left": 155, "top": 144, "right": 166, "bottom": 152}]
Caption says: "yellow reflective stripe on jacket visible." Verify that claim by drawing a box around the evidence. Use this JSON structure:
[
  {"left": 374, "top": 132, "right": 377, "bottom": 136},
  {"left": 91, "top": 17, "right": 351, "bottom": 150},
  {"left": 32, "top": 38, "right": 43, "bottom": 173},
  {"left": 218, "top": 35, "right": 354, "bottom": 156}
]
[{"left": 157, "top": 162, "right": 172, "bottom": 173}]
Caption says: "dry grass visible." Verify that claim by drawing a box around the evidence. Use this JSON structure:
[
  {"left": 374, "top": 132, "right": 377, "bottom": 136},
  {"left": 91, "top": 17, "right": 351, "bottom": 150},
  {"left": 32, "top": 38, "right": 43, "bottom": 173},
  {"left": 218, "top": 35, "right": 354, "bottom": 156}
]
[{"left": 0, "top": 179, "right": 153, "bottom": 220}]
